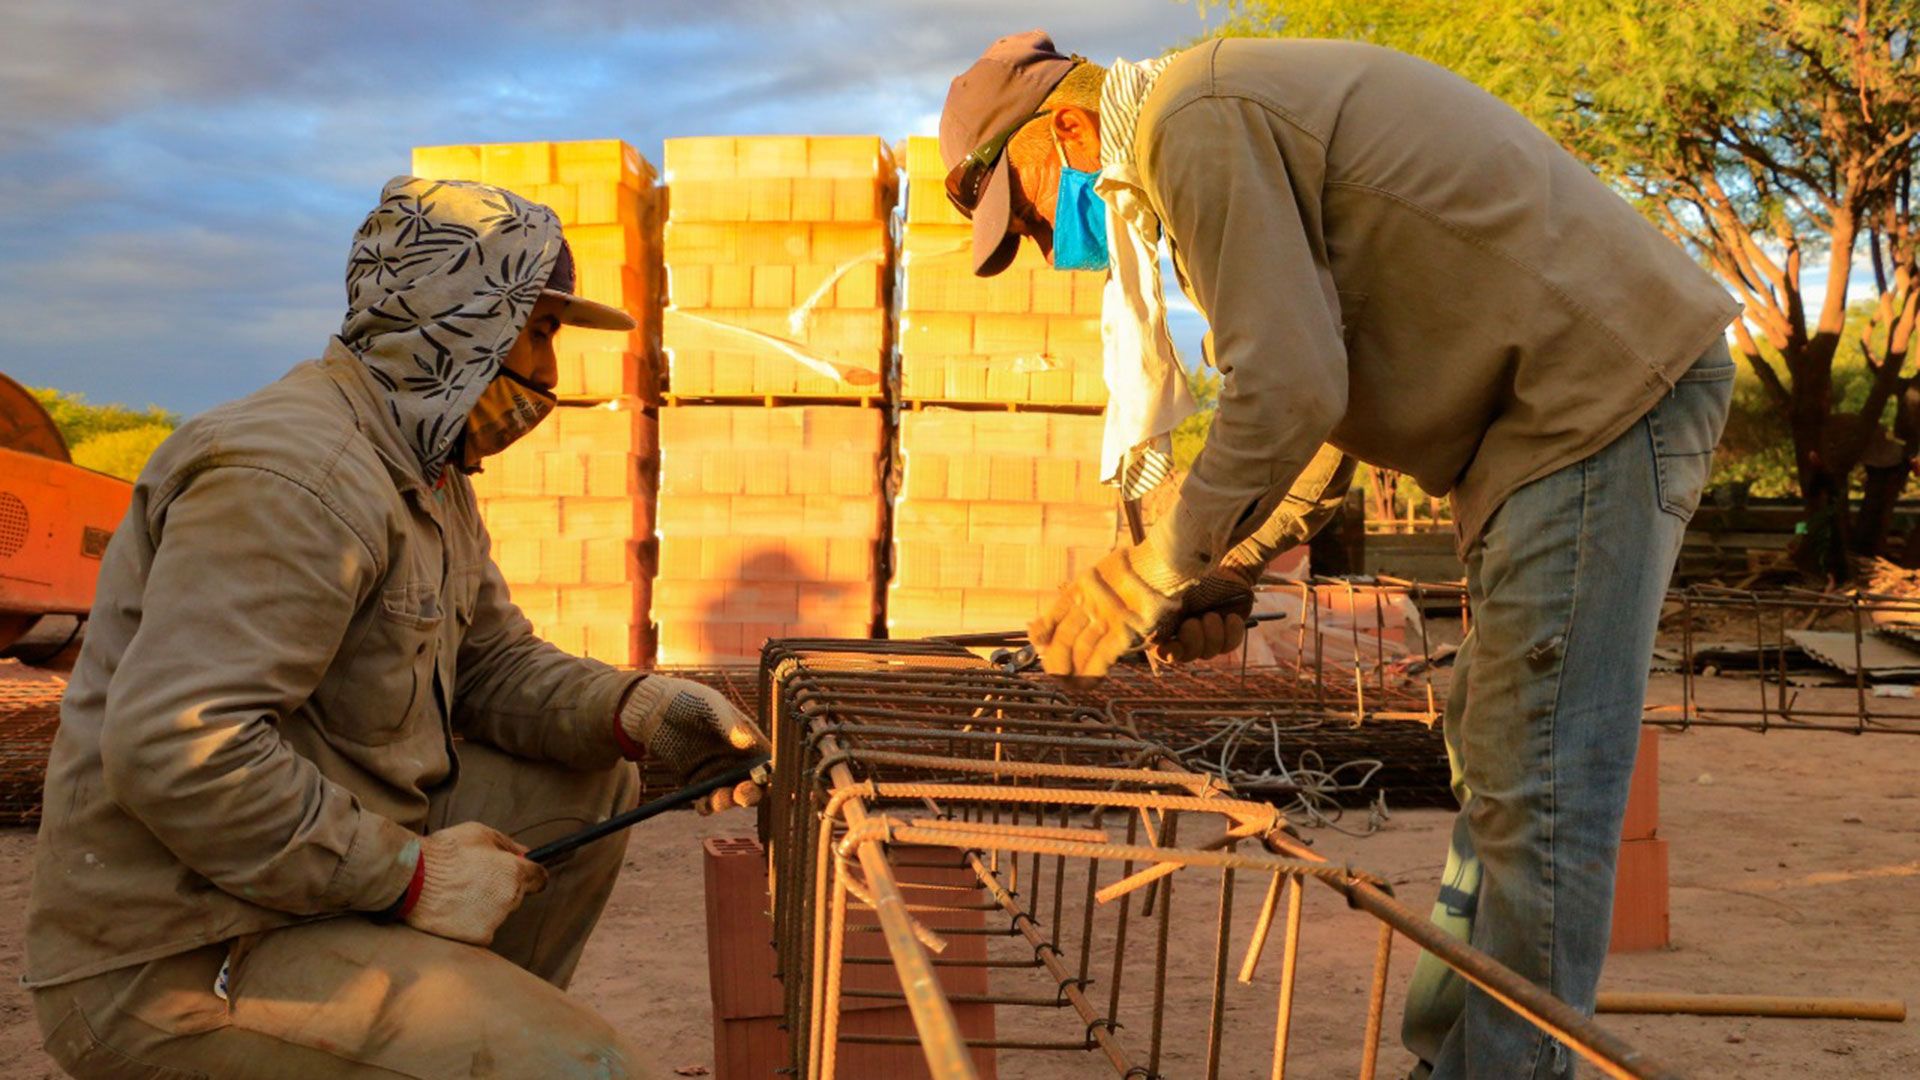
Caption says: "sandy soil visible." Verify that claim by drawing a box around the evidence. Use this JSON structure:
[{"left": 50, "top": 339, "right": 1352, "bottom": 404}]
[{"left": 1, "top": 673, "right": 1915, "bottom": 1077}]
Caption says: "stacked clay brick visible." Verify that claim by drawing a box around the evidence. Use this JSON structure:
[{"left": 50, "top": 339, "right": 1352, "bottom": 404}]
[
  {"left": 897, "top": 137, "right": 1105, "bottom": 407},
  {"left": 654, "top": 137, "right": 897, "bottom": 664},
  {"left": 412, "top": 140, "right": 662, "bottom": 665},
  {"left": 662, "top": 136, "right": 897, "bottom": 399},
  {"left": 888, "top": 137, "right": 1121, "bottom": 641},
  {"left": 888, "top": 411, "right": 1120, "bottom": 640},
  {"left": 653, "top": 406, "right": 885, "bottom": 663}
]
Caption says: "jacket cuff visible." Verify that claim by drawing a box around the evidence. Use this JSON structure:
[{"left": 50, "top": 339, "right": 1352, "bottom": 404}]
[
  {"left": 1147, "top": 508, "right": 1216, "bottom": 583},
  {"left": 587, "top": 671, "right": 648, "bottom": 765},
  {"left": 374, "top": 848, "right": 428, "bottom": 920},
  {"left": 322, "top": 812, "right": 421, "bottom": 912},
  {"left": 612, "top": 678, "right": 648, "bottom": 761}
]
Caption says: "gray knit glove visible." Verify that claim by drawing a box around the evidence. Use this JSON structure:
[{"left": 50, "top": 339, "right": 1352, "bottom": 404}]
[
  {"left": 616, "top": 676, "right": 769, "bottom": 814},
  {"left": 1146, "top": 534, "right": 1268, "bottom": 663}
]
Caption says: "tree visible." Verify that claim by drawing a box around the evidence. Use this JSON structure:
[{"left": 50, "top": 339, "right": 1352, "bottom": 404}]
[
  {"left": 27, "top": 387, "right": 178, "bottom": 481},
  {"left": 29, "top": 388, "right": 176, "bottom": 449},
  {"left": 1197, "top": 0, "right": 1920, "bottom": 580},
  {"left": 1171, "top": 366, "right": 1222, "bottom": 469},
  {"left": 70, "top": 425, "right": 174, "bottom": 482}
]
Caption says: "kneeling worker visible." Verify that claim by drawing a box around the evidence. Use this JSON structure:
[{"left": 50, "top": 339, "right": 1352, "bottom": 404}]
[
  {"left": 941, "top": 31, "right": 1736, "bottom": 1079},
  {"left": 26, "top": 177, "right": 764, "bottom": 1078}
]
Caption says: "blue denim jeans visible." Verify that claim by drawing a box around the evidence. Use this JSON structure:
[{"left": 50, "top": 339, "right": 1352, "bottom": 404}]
[{"left": 1400, "top": 342, "right": 1734, "bottom": 1079}]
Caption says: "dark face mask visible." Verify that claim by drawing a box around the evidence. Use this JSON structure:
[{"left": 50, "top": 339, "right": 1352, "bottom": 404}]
[{"left": 457, "top": 366, "right": 555, "bottom": 472}]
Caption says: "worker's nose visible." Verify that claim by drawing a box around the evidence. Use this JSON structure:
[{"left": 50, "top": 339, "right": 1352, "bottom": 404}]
[{"left": 533, "top": 343, "right": 559, "bottom": 392}]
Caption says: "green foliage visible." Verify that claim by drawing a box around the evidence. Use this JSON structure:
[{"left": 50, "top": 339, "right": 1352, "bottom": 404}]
[
  {"left": 1712, "top": 365, "right": 1799, "bottom": 498},
  {"left": 70, "top": 424, "right": 175, "bottom": 482},
  {"left": 1716, "top": 301, "right": 1895, "bottom": 497},
  {"left": 1198, "top": 1, "right": 1826, "bottom": 204},
  {"left": 27, "top": 387, "right": 178, "bottom": 482},
  {"left": 1195, "top": 1, "right": 1920, "bottom": 571},
  {"left": 29, "top": 387, "right": 176, "bottom": 449},
  {"left": 1171, "top": 366, "right": 1221, "bottom": 468}
]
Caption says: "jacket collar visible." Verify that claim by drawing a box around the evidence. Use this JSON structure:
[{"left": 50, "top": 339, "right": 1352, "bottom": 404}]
[{"left": 320, "top": 338, "right": 435, "bottom": 496}]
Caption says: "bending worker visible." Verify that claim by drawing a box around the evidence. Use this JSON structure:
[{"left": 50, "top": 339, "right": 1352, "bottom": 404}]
[
  {"left": 940, "top": 31, "right": 1736, "bottom": 1079},
  {"left": 26, "top": 177, "right": 764, "bottom": 1078}
]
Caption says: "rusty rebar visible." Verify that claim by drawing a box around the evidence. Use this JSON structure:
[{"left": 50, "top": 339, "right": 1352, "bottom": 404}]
[{"left": 757, "top": 637, "right": 1686, "bottom": 1080}]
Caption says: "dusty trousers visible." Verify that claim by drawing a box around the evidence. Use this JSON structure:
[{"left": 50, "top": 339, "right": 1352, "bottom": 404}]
[
  {"left": 1399, "top": 342, "right": 1734, "bottom": 1078},
  {"left": 33, "top": 742, "right": 650, "bottom": 1079}
]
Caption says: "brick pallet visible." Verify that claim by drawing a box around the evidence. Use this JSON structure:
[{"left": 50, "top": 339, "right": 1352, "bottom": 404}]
[
  {"left": 468, "top": 401, "right": 658, "bottom": 664},
  {"left": 662, "top": 136, "right": 897, "bottom": 401},
  {"left": 412, "top": 139, "right": 663, "bottom": 665},
  {"left": 888, "top": 410, "right": 1122, "bottom": 640},
  {"left": 653, "top": 136, "right": 898, "bottom": 664},
  {"left": 654, "top": 405, "right": 886, "bottom": 663},
  {"left": 897, "top": 136, "right": 1105, "bottom": 409}
]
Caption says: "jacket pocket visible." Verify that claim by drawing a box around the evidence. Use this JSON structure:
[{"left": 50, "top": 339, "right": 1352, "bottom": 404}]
[
  {"left": 316, "top": 582, "right": 444, "bottom": 745},
  {"left": 1647, "top": 350, "right": 1736, "bottom": 521}
]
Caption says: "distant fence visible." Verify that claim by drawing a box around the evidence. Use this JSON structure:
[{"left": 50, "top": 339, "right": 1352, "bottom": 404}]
[{"left": 1358, "top": 499, "right": 1920, "bottom": 584}]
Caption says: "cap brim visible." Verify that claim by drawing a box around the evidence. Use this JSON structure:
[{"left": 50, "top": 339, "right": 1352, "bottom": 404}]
[
  {"left": 969, "top": 155, "right": 1022, "bottom": 278},
  {"left": 543, "top": 288, "right": 637, "bottom": 332}
]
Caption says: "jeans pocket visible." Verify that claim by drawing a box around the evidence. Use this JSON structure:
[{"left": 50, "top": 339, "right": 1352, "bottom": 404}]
[{"left": 1647, "top": 350, "right": 1736, "bottom": 521}]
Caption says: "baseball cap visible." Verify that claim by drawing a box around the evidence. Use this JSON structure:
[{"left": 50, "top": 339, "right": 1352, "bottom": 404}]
[
  {"left": 542, "top": 239, "right": 636, "bottom": 331},
  {"left": 940, "top": 30, "right": 1078, "bottom": 277}
]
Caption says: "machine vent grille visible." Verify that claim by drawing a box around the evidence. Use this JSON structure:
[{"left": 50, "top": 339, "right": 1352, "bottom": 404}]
[{"left": 0, "top": 492, "right": 27, "bottom": 558}]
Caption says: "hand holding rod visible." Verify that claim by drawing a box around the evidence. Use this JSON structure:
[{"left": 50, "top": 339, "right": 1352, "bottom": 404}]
[
  {"left": 934, "top": 612, "right": 1279, "bottom": 649},
  {"left": 527, "top": 756, "right": 771, "bottom": 865}
]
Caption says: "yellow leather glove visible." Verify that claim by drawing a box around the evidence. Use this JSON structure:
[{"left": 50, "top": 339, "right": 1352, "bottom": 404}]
[
  {"left": 1029, "top": 545, "right": 1188, "bottom": 678},
  {"left": 403, "top": 822, "right": 548, "bottom": 946},
  {"left": 617, "top": 676, "right": 770, "bottom": 814}
]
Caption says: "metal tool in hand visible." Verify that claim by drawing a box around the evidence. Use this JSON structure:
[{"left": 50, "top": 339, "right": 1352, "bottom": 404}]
[
  {"left": 940, "top": 613, "right": 1282, "bottom": 674},
  {"left": 526, "top": 756, "right": 771, "bottom": 865}
]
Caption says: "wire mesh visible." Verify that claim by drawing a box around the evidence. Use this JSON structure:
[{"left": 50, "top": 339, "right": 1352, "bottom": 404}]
[{"left": 0, "top": 669, "right": 63, "bottom": 825}]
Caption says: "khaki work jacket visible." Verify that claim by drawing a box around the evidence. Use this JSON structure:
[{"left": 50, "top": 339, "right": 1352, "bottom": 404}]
[
  {"left": 1138, "top": 39, "right": 1741, "bottom": 574},
  {"left": 25, "top": 344, "right": 636, "bottom": 988}
]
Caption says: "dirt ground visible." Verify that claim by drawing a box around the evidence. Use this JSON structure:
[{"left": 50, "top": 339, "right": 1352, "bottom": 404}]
[{"left": 0, "top": 672, "right": 1915, "bottom": 1077}]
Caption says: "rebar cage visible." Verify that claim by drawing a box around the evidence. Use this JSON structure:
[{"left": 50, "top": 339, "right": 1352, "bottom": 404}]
[
  {"left": 756, "top": 638, "right": 1680, "bottom": 1080},
  {"left": 1656, "top": 585, "right": 1920, "bottom": 735}
]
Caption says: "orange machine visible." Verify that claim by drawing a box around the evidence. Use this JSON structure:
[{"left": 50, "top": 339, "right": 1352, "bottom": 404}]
[{"left": 0, "top": 374, "right": 134, "bottom": 664}]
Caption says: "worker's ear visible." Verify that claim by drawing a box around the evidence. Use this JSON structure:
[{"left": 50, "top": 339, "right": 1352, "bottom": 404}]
[{"left": 1050, "top": 106, "right": 1101, "bottom": 172}]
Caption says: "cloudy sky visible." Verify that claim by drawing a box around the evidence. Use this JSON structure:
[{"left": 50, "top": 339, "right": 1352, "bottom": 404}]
[{"left": 0, "top": 1, "right": 1221, "bottom": 416}]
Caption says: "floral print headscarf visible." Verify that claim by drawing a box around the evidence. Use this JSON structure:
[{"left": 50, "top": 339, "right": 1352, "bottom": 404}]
[{"left": 336, "top": 176, "right": 564, "bottom": 480}]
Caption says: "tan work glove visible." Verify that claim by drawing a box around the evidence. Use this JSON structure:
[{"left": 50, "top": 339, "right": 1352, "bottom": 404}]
[
  {"left": 1029, "top": 545, "right": 1187, "bottom": 679},
  {"left": 617, "top": 676, "right": 770, "bottom": 814},
  {"left": 403, "top": 822, "right": 548, "bottom": 946}
]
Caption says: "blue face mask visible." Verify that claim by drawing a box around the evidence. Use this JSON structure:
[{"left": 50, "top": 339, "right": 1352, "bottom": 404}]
[{"left": 1051, "top": 160, "right": 1110, "bottom": 272}]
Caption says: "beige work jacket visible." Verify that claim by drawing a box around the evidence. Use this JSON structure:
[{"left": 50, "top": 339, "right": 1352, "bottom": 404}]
[
  {"left": 25, "top": 345, "right": 636, "bottom": 988},
  {"left": 1138, "top": 39, "right": 1741, "bottom": 574}
]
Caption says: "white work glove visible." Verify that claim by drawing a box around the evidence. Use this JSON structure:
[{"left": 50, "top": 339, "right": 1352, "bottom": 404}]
[
  {"left": 1029, "top": 544, "right": 1188, "bottom": 679},
  {"left": 402, "top": 822, "right": 548, "bottom": 946},
  {"left": 617, "top": 676, "right": 770, "bottom": 814}
]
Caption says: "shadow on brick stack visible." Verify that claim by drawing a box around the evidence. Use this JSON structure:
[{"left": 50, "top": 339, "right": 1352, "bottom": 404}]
[
  {"left": 887, "top": 136, "right": 1120, "bottom": 642},
  {"left": 655, "top": 136, "right": 898, "bottom": 665},
  {"left": 410, "top": 139, "right": 664, "bottom": 666}
]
